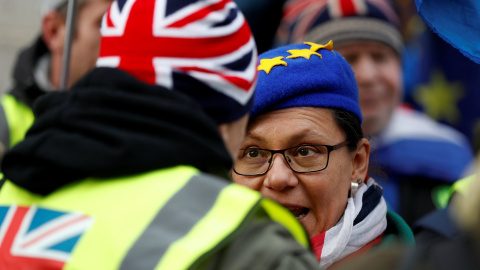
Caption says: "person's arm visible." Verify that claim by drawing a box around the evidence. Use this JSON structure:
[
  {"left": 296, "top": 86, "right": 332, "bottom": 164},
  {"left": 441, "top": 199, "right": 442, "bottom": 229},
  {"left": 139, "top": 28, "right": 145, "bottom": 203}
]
[{"left": 199, "top": 218, "right": 319, "bottom": 270}]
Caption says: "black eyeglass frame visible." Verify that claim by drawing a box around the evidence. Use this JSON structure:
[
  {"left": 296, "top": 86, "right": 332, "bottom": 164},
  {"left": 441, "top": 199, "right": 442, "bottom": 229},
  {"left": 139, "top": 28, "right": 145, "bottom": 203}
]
[{"left": 233, "top": 140, "right": 351, "bottom": 176}]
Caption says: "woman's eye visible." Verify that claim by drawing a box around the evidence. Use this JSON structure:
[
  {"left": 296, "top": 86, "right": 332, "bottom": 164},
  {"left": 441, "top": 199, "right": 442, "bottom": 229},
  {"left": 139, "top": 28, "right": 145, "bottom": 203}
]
[
  {"left": 298, "top": 148, "right": 314, "bottom": 157},
  {"left": 246, "top": 150, "right": 260, "bottom": 158},
  {"left": 295, "top": 146, "right": 324, "bottom": 157}
]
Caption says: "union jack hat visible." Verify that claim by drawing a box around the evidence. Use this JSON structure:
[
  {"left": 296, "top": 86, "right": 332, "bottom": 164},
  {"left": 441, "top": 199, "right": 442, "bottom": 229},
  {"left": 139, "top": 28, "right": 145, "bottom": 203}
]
[
  {"left": 276, "top": 0, "right": 403, "bottom": 55},
  {"left": 96, "top": 0, "right": 258, "bottom": 124}
]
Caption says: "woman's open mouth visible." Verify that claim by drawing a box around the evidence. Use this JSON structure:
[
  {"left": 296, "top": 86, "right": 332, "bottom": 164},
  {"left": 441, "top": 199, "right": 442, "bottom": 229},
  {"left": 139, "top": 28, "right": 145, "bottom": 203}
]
[{"left": 288, "top": 207, "right": 310, "bottom": 220}]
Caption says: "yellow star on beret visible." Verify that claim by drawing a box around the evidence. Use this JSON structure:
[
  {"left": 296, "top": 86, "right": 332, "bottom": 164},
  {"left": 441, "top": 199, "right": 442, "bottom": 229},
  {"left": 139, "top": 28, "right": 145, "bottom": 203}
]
[
  {"left": 286, "top": 49, "right": 322, "bottom": 60},
  {"left": 258, "top": 56, "right": 287, "bottom": 74},
  {"left": 304, "top": 40, "right": 334, "bottom": 52}
]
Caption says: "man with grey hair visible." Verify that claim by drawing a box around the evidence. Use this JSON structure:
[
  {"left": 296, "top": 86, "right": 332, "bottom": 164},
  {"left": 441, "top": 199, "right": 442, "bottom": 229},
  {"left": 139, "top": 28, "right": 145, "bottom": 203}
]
[
  {"left": 276, "top": 0, "right": 474, "bottom": 226},
  {"left": 0, "top": 0, "right": 112, "bottom": 159}
]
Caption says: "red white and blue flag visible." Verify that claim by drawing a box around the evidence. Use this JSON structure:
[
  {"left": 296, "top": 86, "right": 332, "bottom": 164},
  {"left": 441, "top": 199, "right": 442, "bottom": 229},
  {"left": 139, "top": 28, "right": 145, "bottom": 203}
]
[
  {"left": 97, "top": 0, "right": 257, "bottom": 109},
  {"left": 277, "top": 0, "right": 399, "bottom": 46},
  {"left": 0, "top": 205, "right": 93, "bottom": 269}
]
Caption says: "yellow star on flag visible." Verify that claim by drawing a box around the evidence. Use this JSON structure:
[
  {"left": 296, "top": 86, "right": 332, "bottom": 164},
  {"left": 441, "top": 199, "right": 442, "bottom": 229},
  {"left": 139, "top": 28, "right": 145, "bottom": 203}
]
[
  {"left": 304, "top": 40, "right": 334, "bottom": 52},
  {"left": 414, "top": 70, "right": 464, "bottom": 124},
  {"left": 286, "top": 49, "right": 322, "bottom": 60},
  {"left": 257, "top": 56, "right": 287, "bottom": 74}
]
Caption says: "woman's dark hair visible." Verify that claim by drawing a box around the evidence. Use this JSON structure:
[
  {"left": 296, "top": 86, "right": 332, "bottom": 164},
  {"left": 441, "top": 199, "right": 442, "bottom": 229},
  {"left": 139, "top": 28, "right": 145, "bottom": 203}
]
[{"left": 331, "top": 108, "right": 364, "bottom": 151}]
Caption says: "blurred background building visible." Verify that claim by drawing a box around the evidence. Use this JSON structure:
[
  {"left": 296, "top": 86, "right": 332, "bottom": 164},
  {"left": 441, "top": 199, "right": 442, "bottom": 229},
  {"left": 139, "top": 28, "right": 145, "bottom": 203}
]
[{"left": 0, "top": 0, "right": 42, "bottom": 95}]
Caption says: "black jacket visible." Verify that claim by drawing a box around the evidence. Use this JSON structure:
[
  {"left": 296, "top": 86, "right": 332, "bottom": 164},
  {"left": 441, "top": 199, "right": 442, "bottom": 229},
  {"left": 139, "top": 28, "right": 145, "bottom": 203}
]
[
  {"left": 1, "top": 67, "right": 320, "bottom": 269},
  {"left": 2, "top": 67, "right": 233, "bottom": 195}
]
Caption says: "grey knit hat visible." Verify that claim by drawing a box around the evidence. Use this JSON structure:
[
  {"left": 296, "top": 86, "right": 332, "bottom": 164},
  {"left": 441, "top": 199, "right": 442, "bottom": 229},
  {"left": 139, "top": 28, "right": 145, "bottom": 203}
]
[{"left": 277, "top": 0, "right": 403, "bottom": 55}]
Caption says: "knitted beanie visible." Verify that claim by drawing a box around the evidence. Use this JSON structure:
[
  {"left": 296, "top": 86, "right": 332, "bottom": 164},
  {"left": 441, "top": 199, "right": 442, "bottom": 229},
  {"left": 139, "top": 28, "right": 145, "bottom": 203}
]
[
  {"left": 96, "top": 0, "right": 257, "bottom": 124},
  {"left": 277, "top": 0, "right": 402, "bottom": 55},
  {"left": 252, "top": 41, "right": 362, "bottom": 123}
]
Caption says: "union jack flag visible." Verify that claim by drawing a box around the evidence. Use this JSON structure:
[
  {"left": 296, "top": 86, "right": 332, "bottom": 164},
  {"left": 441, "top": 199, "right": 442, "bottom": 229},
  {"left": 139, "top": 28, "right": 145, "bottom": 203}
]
[
  {"left": 0, "top": 205, "right": 93, "bottom": 269},
  {"left": 277, "top": 0, "right": 399, "bottom": 46},
  {"left": 97, "top": 0, "right": 257, "bottom": 110}
]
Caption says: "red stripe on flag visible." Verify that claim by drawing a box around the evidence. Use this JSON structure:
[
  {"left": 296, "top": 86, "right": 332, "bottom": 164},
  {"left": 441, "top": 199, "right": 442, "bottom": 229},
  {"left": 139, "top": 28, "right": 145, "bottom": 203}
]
[
  {"left": 106, "top": 8, "right": 115, "bottom": 28},
  {"left": 168, "top": 0, "right": 230, "bottom": 28},
  {"left": 21, "top": 215, "right": 90, "bottom": 249},
  {"left": 340, "top": 0, "right": 357, "bottom": 16},
  {"left": 118, "top": 56, "right": 157, "bottom": 85},
  {"left": 97, "top": 0, "right": 254, "bottom": 86},
  {"left": 179, "top": 66, "right": 255, "bottom": 92},
  {"left": 99, "top": 21, "right": 252, "bottom": 59},
  {"left": 0, "top": 207, "right": 65, "bottom": 269}
]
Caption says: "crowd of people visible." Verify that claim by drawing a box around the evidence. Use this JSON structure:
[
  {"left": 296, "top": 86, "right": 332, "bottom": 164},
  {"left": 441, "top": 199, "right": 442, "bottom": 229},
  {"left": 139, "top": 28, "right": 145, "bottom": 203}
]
[{"left": 0, "top": 0, "right": 478, "bottom": 269}]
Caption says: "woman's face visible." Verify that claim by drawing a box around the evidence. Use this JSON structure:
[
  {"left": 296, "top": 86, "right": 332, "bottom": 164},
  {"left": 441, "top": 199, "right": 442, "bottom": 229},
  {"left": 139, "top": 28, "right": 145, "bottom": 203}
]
[{"left": 232, "top": 107, "right": 368, "bottom": 238}]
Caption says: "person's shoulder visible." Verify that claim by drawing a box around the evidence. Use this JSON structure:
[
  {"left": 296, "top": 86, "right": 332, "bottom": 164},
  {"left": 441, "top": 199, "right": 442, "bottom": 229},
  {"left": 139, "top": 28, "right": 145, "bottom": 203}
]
[
  {"left": 198, "top": 215, "right": 319, "bottom": 270},
  {"left": 383, "top": 106, "right": 471, "bottom": 147},
  {"left": 372, "top": 106, "right": 474, "bottom": 181},
  {"left": 413, "top": 207, "right": 461, "bottom": 247},
  {"left": 187, "top": 174, "right": 318, "bottom": 269}
]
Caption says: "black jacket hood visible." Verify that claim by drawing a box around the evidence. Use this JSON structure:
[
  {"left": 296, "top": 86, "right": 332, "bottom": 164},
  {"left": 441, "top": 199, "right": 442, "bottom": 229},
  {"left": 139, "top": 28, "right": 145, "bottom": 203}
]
[
  {"left": 2, "top": 68, "right": 233, "bottom": 195},
  {"left": 10, "top": 36, "right": 49, "bottom": 108}
]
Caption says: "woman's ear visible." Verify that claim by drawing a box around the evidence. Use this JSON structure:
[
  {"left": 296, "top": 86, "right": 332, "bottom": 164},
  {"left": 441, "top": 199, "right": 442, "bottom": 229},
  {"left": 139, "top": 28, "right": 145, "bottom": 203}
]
[{"left": 351, "top": 138, "right": 370, "bottom": 182}]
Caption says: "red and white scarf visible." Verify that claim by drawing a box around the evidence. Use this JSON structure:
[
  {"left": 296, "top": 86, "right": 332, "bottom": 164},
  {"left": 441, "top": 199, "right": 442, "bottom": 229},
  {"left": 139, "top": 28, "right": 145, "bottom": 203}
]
[{"left": 310, "top": 177, "right": 387, "bottom": 269}]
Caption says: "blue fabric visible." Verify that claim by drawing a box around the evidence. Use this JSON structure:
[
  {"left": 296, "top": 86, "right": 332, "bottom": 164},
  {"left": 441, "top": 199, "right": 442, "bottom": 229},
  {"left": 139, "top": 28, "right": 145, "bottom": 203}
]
[
  {"left": 413, "top": 207, "right": 460, "bottom": 239},
  {"left": 371, "top": 138, "right": 473, "bottom": 212},
  {"left": 380, "top": 180, "right": 400, "bottom": 213},
  {"left": 408, "top": 1, "right": 480, "bottom": 144},
  {"left": 374, "top": 140, "right": 473, "bottom": 182},
  {"left": 403, "top": 31, "right": 480, "bottom": 146},
  {"left": 415, "top": 0, "right": 480, "bottom": 64},
  {"left": 28, "top": 208, "right": 67, "bottom": 232},
  {"left": 252, "top": 43, "right": 362, "bottom": 122},
  {"left": 48, "top": 234, "right": 82, "bottom": 253}
]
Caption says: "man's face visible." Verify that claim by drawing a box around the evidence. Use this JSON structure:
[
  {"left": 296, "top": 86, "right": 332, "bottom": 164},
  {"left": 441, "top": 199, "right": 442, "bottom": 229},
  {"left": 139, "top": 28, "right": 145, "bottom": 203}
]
[
  {"left": 336, "top": 41, "right": 402, "bottom": 136},
  {"left": 67, "top": 0, "right": 112, "bottom": 88}
]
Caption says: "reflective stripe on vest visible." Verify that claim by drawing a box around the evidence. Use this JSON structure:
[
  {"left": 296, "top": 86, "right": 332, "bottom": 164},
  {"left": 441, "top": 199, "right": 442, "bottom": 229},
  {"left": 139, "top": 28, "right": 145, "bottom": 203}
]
[
  {"left": 120, "top": 173, "right": 263, "bottom": 270},
  {"left": 261, "top": 198, "right": 310, "bottom": 248},
  {"left": 0, "top": 103, "right": 9, "bottom": 153},
  {"left": 1, "top": 94, "right": 35, "bottom": 148},
  {"left": 0, "top": 166, "right": 310, "bottom": 269}
]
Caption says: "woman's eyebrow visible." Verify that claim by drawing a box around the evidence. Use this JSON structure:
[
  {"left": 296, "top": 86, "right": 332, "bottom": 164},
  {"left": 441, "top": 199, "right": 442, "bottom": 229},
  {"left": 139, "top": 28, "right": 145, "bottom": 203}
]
[
  {"left": 243, "top": 134, "right": 266, "bottom": 144},
  {"left": 245, "top": 130, "right": 327, "bottom": 145}
]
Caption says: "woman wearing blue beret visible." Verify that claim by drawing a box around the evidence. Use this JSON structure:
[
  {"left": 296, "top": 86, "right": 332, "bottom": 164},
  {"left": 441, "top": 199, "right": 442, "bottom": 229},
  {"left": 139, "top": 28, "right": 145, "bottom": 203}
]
[{"left": 232, "top": 41, "right": 414, "bottom": 269}]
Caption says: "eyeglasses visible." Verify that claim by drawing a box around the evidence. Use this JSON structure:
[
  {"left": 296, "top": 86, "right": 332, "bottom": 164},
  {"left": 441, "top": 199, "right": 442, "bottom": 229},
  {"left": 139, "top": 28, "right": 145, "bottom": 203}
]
[{"left": 233, "top": 140, "right": 350, "bottom": 176}]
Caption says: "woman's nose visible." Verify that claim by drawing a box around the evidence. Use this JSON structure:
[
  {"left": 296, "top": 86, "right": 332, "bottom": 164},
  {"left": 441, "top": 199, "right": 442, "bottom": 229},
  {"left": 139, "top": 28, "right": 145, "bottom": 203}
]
[{"left": 263, "top": 154, "right": 299, "bottom": 191}]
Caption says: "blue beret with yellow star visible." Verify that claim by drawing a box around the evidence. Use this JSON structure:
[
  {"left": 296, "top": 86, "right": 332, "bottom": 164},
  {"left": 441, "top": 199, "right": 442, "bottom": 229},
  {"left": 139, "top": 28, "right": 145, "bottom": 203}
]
[{"left": 252, "top": 41, "right": 362, "bottom": 123}]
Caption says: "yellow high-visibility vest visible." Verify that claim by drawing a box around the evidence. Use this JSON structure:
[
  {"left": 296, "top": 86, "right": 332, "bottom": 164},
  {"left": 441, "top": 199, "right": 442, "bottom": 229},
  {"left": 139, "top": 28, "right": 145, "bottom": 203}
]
[
  {"left": 0, "top": 94, "right": 35, "bottom": 150},
  {"left": 0, "top": 165, "right": 309, "bottom": 269}
]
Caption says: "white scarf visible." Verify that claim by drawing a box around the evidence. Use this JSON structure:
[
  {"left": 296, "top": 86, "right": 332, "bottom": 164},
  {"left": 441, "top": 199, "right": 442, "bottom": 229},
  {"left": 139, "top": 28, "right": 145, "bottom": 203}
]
[{"left": 310, "top": 177, "right": 387, "bottom": 269}]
